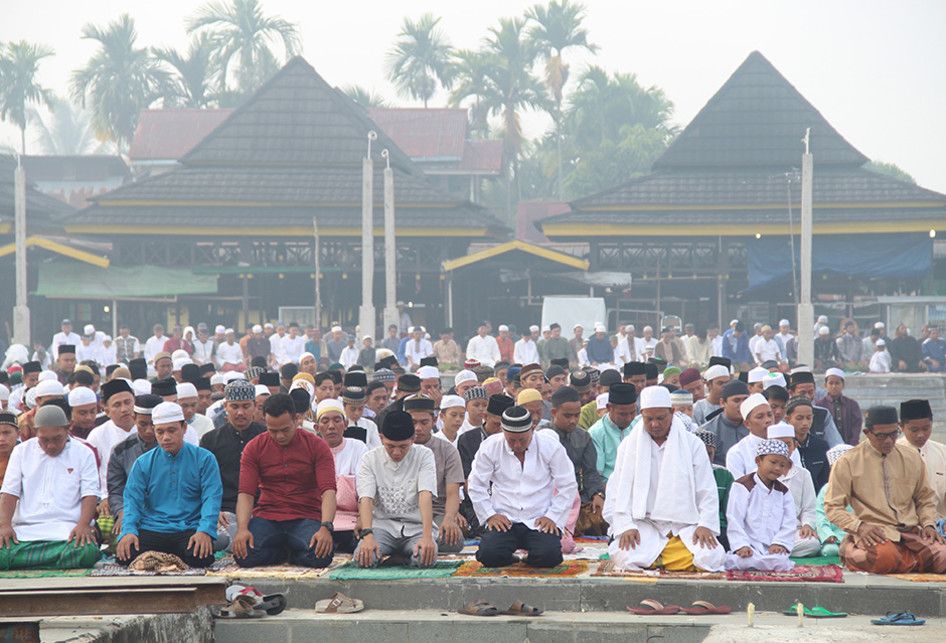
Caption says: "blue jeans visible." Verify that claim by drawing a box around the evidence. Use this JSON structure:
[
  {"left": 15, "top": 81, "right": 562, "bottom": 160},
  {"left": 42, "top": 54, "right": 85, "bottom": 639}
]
[{"left": 235, "top": 517, "right": 334, "bottom": 568}]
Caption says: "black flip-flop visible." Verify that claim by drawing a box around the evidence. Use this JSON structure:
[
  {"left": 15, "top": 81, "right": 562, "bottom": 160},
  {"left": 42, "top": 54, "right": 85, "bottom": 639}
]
[{"left": 260, "top": 593, "right": 287, "bottom": 616}]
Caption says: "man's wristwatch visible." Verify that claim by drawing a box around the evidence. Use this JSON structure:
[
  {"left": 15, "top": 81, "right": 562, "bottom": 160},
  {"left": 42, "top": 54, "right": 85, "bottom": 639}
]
[
  {"left": 320, "top": 522, "right": 334, "bottom": 533},
  {"left": 359, "top": 528, "right": 373, "bottom": 538}
]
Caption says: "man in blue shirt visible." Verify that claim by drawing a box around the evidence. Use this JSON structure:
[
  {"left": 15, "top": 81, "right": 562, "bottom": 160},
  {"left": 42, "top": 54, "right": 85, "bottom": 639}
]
[
  {"left": 923, "top": 327, "right": 946, "bottom": 372},
  {"left": 585, "top": 324, "right": 613, "bottom": 365},
  {"left": 116, "top": 402, "right": 222, "bottom": 568},
  {"left": 721, "top": 321, "right": 752, "bottom": 371}
]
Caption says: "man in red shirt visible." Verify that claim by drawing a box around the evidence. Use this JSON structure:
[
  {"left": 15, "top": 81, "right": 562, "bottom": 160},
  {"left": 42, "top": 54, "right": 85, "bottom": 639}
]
[{"left": 232, "top": 393, "right": 338, "bottom": 568}]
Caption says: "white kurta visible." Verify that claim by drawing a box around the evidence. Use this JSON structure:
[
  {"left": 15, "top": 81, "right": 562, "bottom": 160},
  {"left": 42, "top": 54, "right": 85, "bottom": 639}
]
[
  {"left": 781, "top": 464, "right": 821, "bottom": 557},
  {"left": 725, "top": 473, "right": 796, "bottom": 571},
  {"left": 603, "top": 421, "right": 726, "bottom": 572},
  {"left": 333, "top": 437, "right": 369, "bottom": 476},
  {"left": 188, "top": 413, "right": 216, "bottom": 440},
  {"left": 513, "top": 339, "right": 540, "bottom": 365},
  {"left": 725, "top": 433, "right": 801, "bottom": 479},
  {"left": 465, "top": 335, "right": 501, "bottom": 367},
  {"left": 86, "top": 420, "right": 137, "bottom": 491},
  {"left": 899, "top": 437, "right": 946, "bottom": 519},
  {"left": 215, "top": 342, "right": 244, "bottom": 367},
  {"left": 0, "top": 439, "right": 100, "bottom": 541}
]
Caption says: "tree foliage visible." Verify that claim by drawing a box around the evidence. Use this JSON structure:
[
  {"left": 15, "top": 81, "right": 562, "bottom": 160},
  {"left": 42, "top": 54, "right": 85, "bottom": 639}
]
[
  {"left": 386, "top": 13, "right": 454, "bottom": 108},
  {"left": 153, "top": 34, "right": 218, "bottom": 108},
  {"left": 0, "top": 40, "right": 56, "bottom": 153}
]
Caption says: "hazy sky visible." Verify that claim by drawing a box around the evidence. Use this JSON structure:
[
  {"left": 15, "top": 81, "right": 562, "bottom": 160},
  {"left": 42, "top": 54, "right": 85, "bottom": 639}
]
[{"left": 2, "top": 0, "right": 945, "bottom": 192}]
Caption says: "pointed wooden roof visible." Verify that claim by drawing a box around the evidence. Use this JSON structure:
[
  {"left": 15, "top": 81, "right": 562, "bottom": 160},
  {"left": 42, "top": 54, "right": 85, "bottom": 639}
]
[{"left": 653, "top": 51, "right": 868, "bottom": 170}]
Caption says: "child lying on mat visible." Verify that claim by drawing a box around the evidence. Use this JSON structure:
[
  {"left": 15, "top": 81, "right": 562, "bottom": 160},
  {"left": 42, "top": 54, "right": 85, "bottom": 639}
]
[{"left": 725, "top": 439, "right": 795, "bottom": 572}]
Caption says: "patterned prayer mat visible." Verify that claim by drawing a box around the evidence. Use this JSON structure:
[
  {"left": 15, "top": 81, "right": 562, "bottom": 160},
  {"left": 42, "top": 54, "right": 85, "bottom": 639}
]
[
  {"left": 453, "top": 559, "right": 589, "bottom": 578},
  {"left": 889, "top": 573, "right": 946, "bottom": 583},
  {"left": 206, "top": 555, "right": 342, "bottom": 579},
  {"left": 725, "top": 564, "right": 844, "bottom": 583},
  {"left": 789, "top": 555, "right": 842, "bottom": 567},
  {"left": 591, "top": 559, "right": 725, "bottom": 580},
  {"left": 90, "top": 563, "right": 206, "bottom": 577},
  {"left": 329, "top": 560, "right": 462, "bottom": 580}
]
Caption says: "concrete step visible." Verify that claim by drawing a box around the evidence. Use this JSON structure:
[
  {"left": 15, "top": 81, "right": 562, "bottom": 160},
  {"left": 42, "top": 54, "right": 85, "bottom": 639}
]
[
  {"left": 840, "top": 373, "right": 946, "bottom": 440},
  {"left": 212, "top": 609, "right": 945, "bottom": 643}
]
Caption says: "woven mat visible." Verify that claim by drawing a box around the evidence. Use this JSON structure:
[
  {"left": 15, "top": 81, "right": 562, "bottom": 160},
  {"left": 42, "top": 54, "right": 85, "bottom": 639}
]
[
  {"left": 453, "top": 559, "right": 589, "bottom": 578},
  {"left": 789, "top": 555, "right": 841, "bottom": 567},
  {"left": 0, "top": 568, "right": 94, "bottom": 578},
  {"left": 889, "top": 573, "right": 946, "bottom": 583},
  {"left": 205, "top": 555, "right": 345, "bottom": 579},
  {"left": 329, "top": 560, "right": 461, "bottom": 580},
  {"left": 90, "top": 563, "right": 206, "bottom": 577},
  {"left": 726, "top": 564, "right": 844, "bottom": 583},
  {"left": 591, "top": 559, "right": 725, "bottom": 581},
  {"left": 563, "top": 544, "right": 610, "bottom": 561}
]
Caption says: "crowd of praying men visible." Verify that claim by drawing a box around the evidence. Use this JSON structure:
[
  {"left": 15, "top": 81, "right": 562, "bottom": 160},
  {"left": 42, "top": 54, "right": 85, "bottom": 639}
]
[{"left": 0, "top": 314, "right": 944, "bottom": 576}]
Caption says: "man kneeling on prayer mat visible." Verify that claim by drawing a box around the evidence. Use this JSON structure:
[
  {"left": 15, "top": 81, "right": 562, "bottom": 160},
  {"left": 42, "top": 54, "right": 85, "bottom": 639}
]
[
  {"left": 0, "top": 406, "right": 100, "bottom": 570},
  {"left": 825, "top": 405, "right": 946, "bottom": 574},
  {"left": 354, "top": 410, "right": 438, "bottom": 567},
  {"left": 116, "top": 402, "right": 222, "bottom": 568},
  {"left": 469, "top": 405, "right": 577, "bottom": 568},
  {"left": 604, "top": 386, "right": 726, "bottom": 572},
  {"left": 725, "top": 439, "right": 796, "bottom": 571},
  {"left": 233, "top": 393, "right": 337, "bottom": 568}
]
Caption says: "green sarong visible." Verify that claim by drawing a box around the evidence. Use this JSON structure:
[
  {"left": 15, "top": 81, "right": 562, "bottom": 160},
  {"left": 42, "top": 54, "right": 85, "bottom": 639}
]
[{"left": 0, "top": 540, "right": 101, "bottom": 570}]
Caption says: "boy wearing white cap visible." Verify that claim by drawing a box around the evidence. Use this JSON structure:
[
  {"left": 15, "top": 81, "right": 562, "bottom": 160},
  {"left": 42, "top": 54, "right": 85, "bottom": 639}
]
[
  {"left": 725, "top": 394, "right": 801, "bottom": 478},
  {"left": 117, "top": 402, "right": 222, "bottom": 567},
  {"left": 767, "top": 422, "right": 820, "bottom": 557},
  {"left": 604, "top": 386, "right": 726, "bottom": 572}
]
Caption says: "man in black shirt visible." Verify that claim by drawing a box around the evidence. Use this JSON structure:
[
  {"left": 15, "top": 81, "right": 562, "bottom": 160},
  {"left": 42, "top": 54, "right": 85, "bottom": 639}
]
[{"left": 199, "top": 379, "right": 264, "bottom": 547}]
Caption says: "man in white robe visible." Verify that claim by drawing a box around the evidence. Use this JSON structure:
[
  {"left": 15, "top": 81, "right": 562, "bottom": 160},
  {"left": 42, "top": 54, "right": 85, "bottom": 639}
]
[
  {"left": 604, "top": 386, "right": 726, "bottom": 572},
  {"left": 897, "top": 399, "right": 946, "bottom": 520}
]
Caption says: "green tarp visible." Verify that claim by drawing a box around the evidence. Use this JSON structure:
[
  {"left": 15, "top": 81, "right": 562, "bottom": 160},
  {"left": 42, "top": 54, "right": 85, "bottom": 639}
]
[{"left": 35, "top": 263, "right": 218, "bottom": 299}]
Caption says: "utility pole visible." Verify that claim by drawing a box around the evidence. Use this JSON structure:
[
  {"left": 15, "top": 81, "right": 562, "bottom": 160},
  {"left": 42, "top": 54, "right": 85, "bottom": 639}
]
[
  {"left": 797, "top": 128, "right": 814, "bottom": 366},
  {"left": 312, "top": 217, "right": 321, "bottom": 327},
  {"left": 359, "top": 132, "right": 377, "bottom": 339},
  {"left": 13, "top": 156, "right": 30, "bottom": 346},
  {"left": 381, "top": 149, "right": 398, "bottom": 333}
]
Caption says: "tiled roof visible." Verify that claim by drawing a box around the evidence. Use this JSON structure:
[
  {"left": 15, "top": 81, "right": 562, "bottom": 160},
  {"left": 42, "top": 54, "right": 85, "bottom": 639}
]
[
  {"left": 22, "top": 155, "right": 129, "bottom": 181},
  {"left": 129, "top": 109, "right": 233, "bottom": 161},
  {"left": 0, "top": 155, "right": 75, "bottom": 230},
  {"left": 367, "top": 108, "right": 467, "bottom": 160},
  {"left": 653, "top": 51, "right": 868, "bottom": 170},
  {"left": 458, "top": 140, "right": 504, "bottom": 174}
]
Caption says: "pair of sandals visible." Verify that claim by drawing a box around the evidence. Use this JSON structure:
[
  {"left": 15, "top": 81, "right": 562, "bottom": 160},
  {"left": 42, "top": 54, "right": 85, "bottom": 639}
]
[
  {"left": 627, "top": 600, "right": 732, "bottom": 615},
  {"left": 872, "top": 612, "right": 925, "bottom": 626},
  {"left": 460, "top": 600, "right": 543, "bottom": 617},
  {"left": 315, "top": 592, "right": 365, "bottom": 614},
  {"left": 216, "top": 584, "right": 287, "bottom": 618}
]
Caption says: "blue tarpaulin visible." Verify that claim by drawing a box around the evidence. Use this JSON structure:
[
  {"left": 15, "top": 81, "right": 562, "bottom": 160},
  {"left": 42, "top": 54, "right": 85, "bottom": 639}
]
[{"left": 746, "top": 233, "right": 932, "bottom": 291}]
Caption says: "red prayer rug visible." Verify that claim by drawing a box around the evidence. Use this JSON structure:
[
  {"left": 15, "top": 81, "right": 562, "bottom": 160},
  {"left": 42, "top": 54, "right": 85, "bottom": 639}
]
[{"left": 726, "top": 564, "right": 844, "bottom": 583}]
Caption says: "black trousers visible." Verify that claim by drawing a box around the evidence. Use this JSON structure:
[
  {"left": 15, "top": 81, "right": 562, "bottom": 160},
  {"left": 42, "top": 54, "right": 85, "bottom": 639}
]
[
  {"left": 476, "top": 522, "right": 563, "bottom": 568},
  {"left": 118, "top": 529, "right": 215, "bottom": 568}
]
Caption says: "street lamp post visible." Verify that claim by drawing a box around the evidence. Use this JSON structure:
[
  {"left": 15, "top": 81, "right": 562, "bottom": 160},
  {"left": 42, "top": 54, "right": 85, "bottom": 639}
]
[{"left": 797, "top": 128, "right": 814, "bottom": 366}]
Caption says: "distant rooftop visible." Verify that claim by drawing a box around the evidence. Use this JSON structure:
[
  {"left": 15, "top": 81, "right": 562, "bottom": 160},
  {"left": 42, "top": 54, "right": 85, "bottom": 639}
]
[{"left": 128, "top": 108, "right": 233, "bottom": 162}]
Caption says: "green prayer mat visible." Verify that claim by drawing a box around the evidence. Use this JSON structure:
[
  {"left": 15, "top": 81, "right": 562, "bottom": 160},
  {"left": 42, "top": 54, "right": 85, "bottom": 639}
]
[
  {"left": 789, "top": 554, "right": 841, "bottom": 566},
  {"left": 0, "top": 568, "right": 94, "bottom": 578},
  {"left": 329, "top": 560, "right": 461, "bottom": 580},
  {"left": 0, "top": 540, "right": 101, "bottom": 571}
]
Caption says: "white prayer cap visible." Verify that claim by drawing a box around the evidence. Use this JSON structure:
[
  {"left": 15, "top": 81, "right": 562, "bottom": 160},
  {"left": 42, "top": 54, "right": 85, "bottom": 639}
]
[
  {"left": 133, "top": 379, "right": 152, "bottom": 395},
  {"left": 252, "top": 324, "right": 263, "bottom": 333},
  {"left": 767, "top": 421, "right": 795, "bottom": 440},
  {"left": 264, "top": 323, "right": 274, "bottom": 329},
  {"left": 729, "top": 319, "right": 739, "bottom": 326},
  {"left": 331, "top": 325, "right": 342, "bottom": 333},
  {"left": 362, "top": 335, "right": 372, "bottom": 341},
  {"left": 704, "top": 364, "right": 730, "bottom": 381},
  {"left": 440, "top": 395, "right": 464, "bottom": 410},
  {"left": 739, "top": 393, "right": 769, "bottom": 420},
  {"left": 0, "top": 384, "right": 9, "bottom": 401},
  {"left": 254, "top": 384, "right": 271, "bottom": 397},
  {"left": 817, "top": 315, "right": 828, "bottom": 323},
  {"left": 876, "top": 339, "right": 886, "bottom": 347},
  {"left": 779, "top": 319, "right": 790, "bottom": 327},
  {"left": 37, "top": 370, "right": 57, "bottom": 382},
  {"left": 594, "top": 323, "right": 607, "bottom": 333},
  {"left": 529, "top": 325, "right": 540, "bottom": 333},
  {"left": 224, "top": 371, "right": 246, "bottom": 382},
  {"left": 596, "top": 392, "right": 609, "bottom": 411},
  {"left": 316, "top": 398, "right": 345, "bottom": 420},
  {"left": 376, "top": 348, "right": 394, "bottom": 360},
  {"left": 825, "top": 367, "right": 845, "bottom": 381},
  {"left": 215, "top": 325, "right": 226, "bottom": 334},
  {"left": 210, "top": 373, "right": 226, "bottom": 387},
  {"left": 747, "top": 367, "right": 768, "bottom": 383},
  {"left": 498, "top": 324, "right": 509, "bottom": 332},
  {"left": 818, "top": 326, "right": 830, "bottom": 336},
  {"left": 643, "top": 325, "right": 653, "bottom": 332},
  {"left": 172, "top": 357, "right": 192, "bottom": 371},
  {"left": 84, "top": 324, "right": 95, "bottom": 335},
  {"left": 25, "top": 387, "right": 37, "bottom": 410},
  {"left": 67, "top": 386, "right": 97, "bottom": 407},
  {"left": 225, "top": 328, "right": 235, "bottom": 335},
  {"left": 152, "top": 401, "right": 185, "bottom": 424},
  {"left": 638, "top": 385, "right": 671, "bottom": 410},
  {"left": 573, "top": 323, "right": 583, "bottom": 329},
  {"left": 417, "top": 365, "right": 440, "bottom": 380},
  {"left": 874, "top": 322, "right": 885, "bottom": 329},
  {"left": 183, "top": 326, "right": 195, "bottom": 337},
  {"left": 762, "top": 372, "right": 787, "bottom": 390},
  {"left": 289, "top": 379, "right": 314, "bottom": 396},
  {"left": 176, "top": 382, "right": 198, "bottom": 399},
  {"left": 542, "top": 325, "right": 550, "bottom": 332},
  {"left": 827, "top": 443, "right": 854, "bottom": 466},
  {"left": 34, "top": 379, "right": 65, "bottom": 398},
  {"left": 171, "top": 349, "right": 189, "bottom": 361},
  {"left": 454, "top": 370, "right": 477, "bottom": 386},
  {"left": 789, "top": 365, "right": 812, "bottom": 375}
]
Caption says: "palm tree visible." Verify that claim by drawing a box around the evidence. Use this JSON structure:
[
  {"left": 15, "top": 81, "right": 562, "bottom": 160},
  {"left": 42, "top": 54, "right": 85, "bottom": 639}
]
[
  {"left": 70, "top": 14, "right": 172, "bottom": 152},
  {"left": 153, "top": 33, "right": 217, "bottom": 108},
  {"left": 29, "top": 96, "right": 112, "bottom": 155},
  {"left": 0, "top": 40, "right": 56, "bottom": 154},
  {"left": 448, "top": 49, "right": 493, "bottom": 138},
  {"left": 386, "top": 14, "right": 454, "bottom": 108},
  {"left": 342, "top": 85, "right": 389, "bottom": 109},
  {"left": 527, "top": 0, "right": 597, "bottom": 198},
  {"left": 187, "top": 0, "right": 300, "bottom": 95}
]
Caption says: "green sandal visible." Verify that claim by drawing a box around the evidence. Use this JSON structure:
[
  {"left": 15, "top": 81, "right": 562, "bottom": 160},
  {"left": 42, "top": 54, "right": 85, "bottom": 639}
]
[{"left": 783, "top": 603, "right": 847, "bottom": 618}]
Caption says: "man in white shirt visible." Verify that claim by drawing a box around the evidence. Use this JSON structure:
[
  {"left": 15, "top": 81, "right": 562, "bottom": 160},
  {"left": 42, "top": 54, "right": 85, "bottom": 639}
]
[
  {"left": 269, "top": 324, "right": 290, "bottom": 366},
  {"left": 340, "top": 337, "right": 361, "bottom": 370},
  {"left": 468, "top": 405, "right": 577, "bottom": 568},
  {"left": 898, "top": 399, "right": 946, "bottom": 520},
  {"left": 465, "top": 323, "right": 501, "bottom": 368},
  {"left": 86, "top": 379, "right": 137, "bottom": 498},
  {"left": 215, "top": 330, "right": 245, "bottom": 371},
  {"left": 513, "top": 330, "right": 540, "bottom": 365},
  {"left": 0, "top": 405, "right": 100, "bottom": 569},
  {"left": 603, "top": 386, "right": 726, "bottom": 572},
  {"left": 754, "top": 325, "right": 782, "bottom": 365},
  {"left": 404, "top": 327, "right": 434, "bottom": 371},
  {"left": 639, "top": 326, "right": 658, "bottom": 360},
  {"left": 51, "top": 319, "right": 82, "bottom": 361},
  {"left": 775, "top": 320, "right": 794, "bottom": 355},
  {"left": 192, "top": 325, "right": 215, "bottom": 366},
  {"left": 283, "top": 323, "right": 307, "bottom": 364},
  {"left": 144, "top": 324, "right": 168, "bottom": 364}
]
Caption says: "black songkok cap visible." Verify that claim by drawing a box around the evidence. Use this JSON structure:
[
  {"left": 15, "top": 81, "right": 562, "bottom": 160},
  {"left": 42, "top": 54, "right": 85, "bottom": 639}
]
[
  {"left": 402, "top": 394, "right": 436, "bottom": 412},
  {"left": 599, "top": 369, "right": 622, "bottom": 388},
  {"left": 866, "top": 405, "right": 899, "bottom": 428},
  {"left": 22, "top": 361, "right": 41, "bottom": 375},
  {"left": 550, "top": 358, "right": 569, "bottom": 369},
  {"left": 708, "top": 356, "right": 732, "bottom": 370},
  {"left": 105, "top": 364, "right": 121, "bottom": 377},
  {"left": 198, "top": 363, "right": 216, "bottom": 377},
  {"left": 501, "top": 405, "right": 533, "bottom": 433},
  {"left": 344, "top": 371, "right": 369, "bottom": 388},
  {"left": 721, "top": 379, "right": 750, "bottom": 400},
  {"left": 569, "top": 370, "right": 591, "bottom": 391},
  {"left": 545, "top": 365, "right": 566, "bottom": 379},
  {"left": 152, "top": 378, "right": 178, "bottom": 397},
  {"left": 58, "top": 345, "right": 76, "bottom": 355},
  {"left": 258, "top": 372, "right": 280, "bottom": 388},
  {"left": 609, "top": 383, "right": 637, "bottom": 406},
  {"left": 102, "top": 378, "right": 134, "bottom": 402},
  {"left": 128, "top": 358, "right": 148, "bottom": 381},
  {"left": 419, "top": 356, "right": 438, "bottom": 368},
  {"left": 382, "top": 410, "right": 415, "bottom": 440},
  {"left": 397, "top": 374, "right": 421, "bottom": 393},
  {"left": 790, "top": 371, "right": 816, "bottom": 387},
  {"left": 623, "top": 361, "right": 647, "bottom": 377},
  {"left": 644, "top": 363, "right": 659, "bottom": 380},
  {"left": 181, "top": 363, "right": 200, "bottom": 383},
  {"left": 195, "top": 377, "right": 212, "bottom": 391},
  {"left": 344, "top": 425, "right": 368, "bottom": 443},
  {"left": 486, "top": 393, "right": 515, "bottom": 416},
  {"left": 900, "top": 399, "right": 932, "bottom": 422},
  {"left": 289, "top": 388, "right": 311, "bottom": 414}
]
